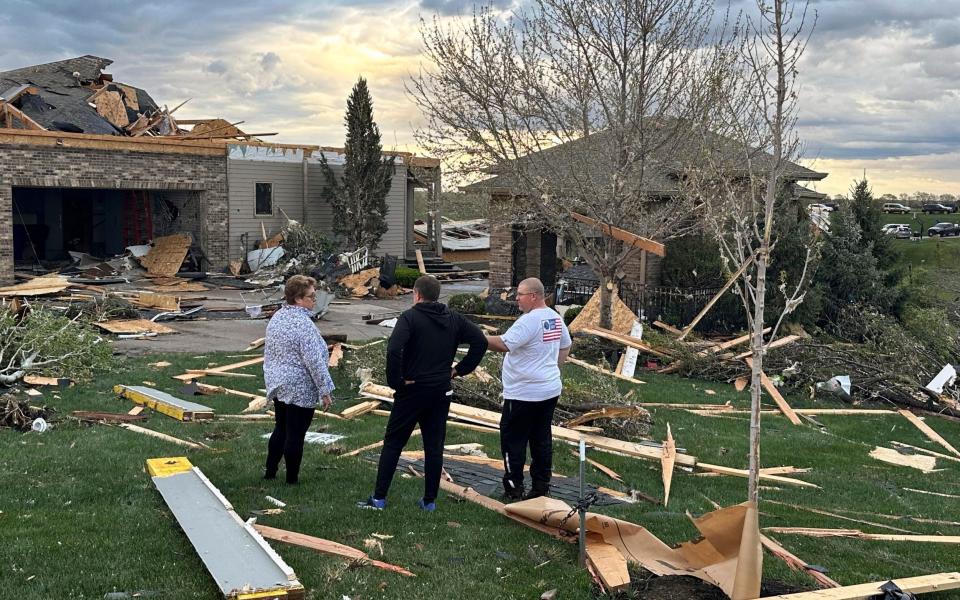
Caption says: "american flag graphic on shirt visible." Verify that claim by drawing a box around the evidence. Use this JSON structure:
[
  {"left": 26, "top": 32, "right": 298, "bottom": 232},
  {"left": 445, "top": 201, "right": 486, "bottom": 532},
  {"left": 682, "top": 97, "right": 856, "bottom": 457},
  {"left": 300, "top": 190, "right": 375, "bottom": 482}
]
[{"left": 541, "top": 317, "right": 563, "bottom": 342}]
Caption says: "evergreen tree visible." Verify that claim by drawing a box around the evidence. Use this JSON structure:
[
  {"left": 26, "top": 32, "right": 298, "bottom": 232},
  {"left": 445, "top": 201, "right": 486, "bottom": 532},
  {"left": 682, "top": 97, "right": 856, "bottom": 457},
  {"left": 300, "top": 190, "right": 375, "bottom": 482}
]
[
  {"left": 319, "top": 77, "right": 396, "bottom": 250},
  {"left": 849, "top": 177, "right": 898, "bottom": 270}
]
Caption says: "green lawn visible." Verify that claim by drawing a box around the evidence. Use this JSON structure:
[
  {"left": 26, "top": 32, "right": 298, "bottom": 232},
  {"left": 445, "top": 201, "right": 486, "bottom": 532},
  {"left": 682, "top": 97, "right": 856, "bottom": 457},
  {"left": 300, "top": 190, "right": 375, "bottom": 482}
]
[
  {"left": 2, "top": 350, "right": 960, "bottom": 599},
  {"left": 879, "top": 211, "right": 960, "bottom": 232}
]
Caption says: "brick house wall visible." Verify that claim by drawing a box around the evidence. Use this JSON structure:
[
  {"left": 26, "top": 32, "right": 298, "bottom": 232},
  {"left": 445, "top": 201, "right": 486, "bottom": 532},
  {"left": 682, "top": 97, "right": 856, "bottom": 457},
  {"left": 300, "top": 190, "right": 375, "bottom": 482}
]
[{"left": 0, "top": 144, "right": 227, "bottom": 282}]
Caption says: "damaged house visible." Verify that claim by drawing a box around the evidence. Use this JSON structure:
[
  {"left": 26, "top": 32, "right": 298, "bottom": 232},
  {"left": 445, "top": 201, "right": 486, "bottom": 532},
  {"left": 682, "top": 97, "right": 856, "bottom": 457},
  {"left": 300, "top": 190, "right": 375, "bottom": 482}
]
[
  {"left": 463, "top": 129, "right": 827, "bottom": 291},
  {"left": 0, "top": 55, "right": 440, "bottom": 283}
]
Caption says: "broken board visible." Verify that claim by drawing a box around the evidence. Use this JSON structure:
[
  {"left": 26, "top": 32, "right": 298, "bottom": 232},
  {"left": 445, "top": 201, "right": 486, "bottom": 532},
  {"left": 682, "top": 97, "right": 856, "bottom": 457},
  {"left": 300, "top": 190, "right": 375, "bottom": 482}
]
[
  {"left": 139, "top": 233, "right": 192, "bottom": 277},
  {"left": 146, "top": 457, "right": 304, "bottom": 598},
  {"left": 95, "top": 319, "right": 177, "bottom": 335},
  {"left": 0, "top": 276, "right": 70, "bottom": 297},
  {"left": 115, "top": 385, "right": 214, "bottom": 421}
]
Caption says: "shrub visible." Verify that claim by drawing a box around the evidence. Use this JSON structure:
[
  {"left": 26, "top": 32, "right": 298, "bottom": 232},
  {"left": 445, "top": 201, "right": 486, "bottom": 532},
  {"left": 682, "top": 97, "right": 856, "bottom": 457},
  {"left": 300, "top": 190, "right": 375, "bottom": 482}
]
[
  {"left": 394, "top": 266, "right": 422, "bottom": 288},
  {"left": 563, "top": 305, "right": 582, "bottom": 325},
  {"left": 448, "top": 293, "right": 486, "bottom": 314}
]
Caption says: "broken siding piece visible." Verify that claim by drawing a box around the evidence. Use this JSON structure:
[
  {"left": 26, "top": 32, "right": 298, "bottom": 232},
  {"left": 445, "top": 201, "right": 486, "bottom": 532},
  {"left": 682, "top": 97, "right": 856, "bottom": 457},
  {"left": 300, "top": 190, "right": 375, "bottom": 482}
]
[{"left": 146, "top": 457, "right": 304, "bottom": 599}]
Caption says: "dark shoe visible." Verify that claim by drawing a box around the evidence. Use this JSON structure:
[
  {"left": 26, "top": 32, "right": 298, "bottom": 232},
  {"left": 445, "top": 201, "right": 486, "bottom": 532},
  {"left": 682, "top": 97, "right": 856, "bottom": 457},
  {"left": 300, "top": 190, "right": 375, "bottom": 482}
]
[
  {"left": 357, "top": 496, "right": 386, "bottom": 510},
  {"left": 501, "top": 483, "right": 525, "bottom": 502},
  {"left": 522, "top": 486, "right": 550, "bottom": 500}
]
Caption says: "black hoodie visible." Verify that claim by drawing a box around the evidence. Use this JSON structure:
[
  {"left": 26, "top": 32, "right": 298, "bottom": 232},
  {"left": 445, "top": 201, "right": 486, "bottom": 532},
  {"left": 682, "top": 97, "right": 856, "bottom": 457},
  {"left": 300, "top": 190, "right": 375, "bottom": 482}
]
[{"left": 385, "top": 301, "right": 488, "bottom": 391}]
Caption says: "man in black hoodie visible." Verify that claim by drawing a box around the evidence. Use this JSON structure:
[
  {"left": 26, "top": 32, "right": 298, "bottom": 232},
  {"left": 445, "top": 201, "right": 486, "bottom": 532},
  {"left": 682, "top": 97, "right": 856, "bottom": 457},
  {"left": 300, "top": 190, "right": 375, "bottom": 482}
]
[{"left": 360, "top": 275, "right": 488, "bottom": 511}]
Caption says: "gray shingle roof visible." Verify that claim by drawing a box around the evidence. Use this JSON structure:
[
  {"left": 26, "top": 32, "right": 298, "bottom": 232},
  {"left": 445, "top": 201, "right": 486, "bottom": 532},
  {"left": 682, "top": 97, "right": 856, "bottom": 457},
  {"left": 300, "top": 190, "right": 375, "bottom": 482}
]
[{"left": 0, "top": 55, "right": 160, "bottom": 135}]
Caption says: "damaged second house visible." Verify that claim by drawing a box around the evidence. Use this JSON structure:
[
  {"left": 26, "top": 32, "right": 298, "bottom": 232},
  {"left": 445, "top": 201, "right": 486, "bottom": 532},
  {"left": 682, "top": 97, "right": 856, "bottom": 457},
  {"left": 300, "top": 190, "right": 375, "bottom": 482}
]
[{"left": 0, "top": 55, "right": 440, "bottom": 284}]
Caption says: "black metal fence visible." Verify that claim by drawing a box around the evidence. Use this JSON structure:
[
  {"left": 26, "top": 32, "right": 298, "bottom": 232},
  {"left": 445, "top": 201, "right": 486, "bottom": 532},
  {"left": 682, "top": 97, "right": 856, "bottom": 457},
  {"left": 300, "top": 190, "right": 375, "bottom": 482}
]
[{"left": 555, "top": 277, "right": 745, "bottom": 333}]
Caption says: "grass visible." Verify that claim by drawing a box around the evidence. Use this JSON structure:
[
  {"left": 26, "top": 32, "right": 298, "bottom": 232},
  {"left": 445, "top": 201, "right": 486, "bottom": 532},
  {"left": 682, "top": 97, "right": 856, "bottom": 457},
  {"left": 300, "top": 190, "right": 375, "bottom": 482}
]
[{"left": 2, "top": 349, "right": 960, "bottom": 599}]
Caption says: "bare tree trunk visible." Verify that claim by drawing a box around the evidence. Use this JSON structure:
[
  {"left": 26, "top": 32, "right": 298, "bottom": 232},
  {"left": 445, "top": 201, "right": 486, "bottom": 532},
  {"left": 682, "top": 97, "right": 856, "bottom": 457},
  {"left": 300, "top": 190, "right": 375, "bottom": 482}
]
[
  {"left": 747, "top": 248, "right": 768, "bottom": 503},
  {"left": 598, "top": 276, "right": 614, "bottom": 330}
]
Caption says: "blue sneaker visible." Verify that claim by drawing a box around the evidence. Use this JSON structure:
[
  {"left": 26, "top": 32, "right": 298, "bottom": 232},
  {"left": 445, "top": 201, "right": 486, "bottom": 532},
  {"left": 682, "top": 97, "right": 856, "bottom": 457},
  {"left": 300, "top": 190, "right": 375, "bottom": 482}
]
[
  {"left": 417, "top": 498, "right": 436, "bottom": 512},
  {"left": 358, "top": 496, "right": 386, "bottom": 510}
]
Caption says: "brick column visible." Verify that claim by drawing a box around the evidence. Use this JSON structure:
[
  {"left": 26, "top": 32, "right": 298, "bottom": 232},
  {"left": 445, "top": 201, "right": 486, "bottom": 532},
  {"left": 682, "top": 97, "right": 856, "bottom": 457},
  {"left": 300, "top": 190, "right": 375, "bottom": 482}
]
[
  {"left": 0, "top": 183, "right": 13, "bottom": 284},
  {"left": 488, "top": 194, "right": 513, "bottom": 288},
  {"left": 199, "top": 186, "right": 230, "bottom": 268}
]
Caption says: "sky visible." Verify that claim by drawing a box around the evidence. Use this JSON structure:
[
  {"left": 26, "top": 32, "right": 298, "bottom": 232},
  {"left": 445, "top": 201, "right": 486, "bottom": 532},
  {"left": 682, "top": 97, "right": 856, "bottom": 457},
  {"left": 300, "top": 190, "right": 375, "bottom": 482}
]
[{"left": 1, "top": 0, "right": 958, "bottom": 197}]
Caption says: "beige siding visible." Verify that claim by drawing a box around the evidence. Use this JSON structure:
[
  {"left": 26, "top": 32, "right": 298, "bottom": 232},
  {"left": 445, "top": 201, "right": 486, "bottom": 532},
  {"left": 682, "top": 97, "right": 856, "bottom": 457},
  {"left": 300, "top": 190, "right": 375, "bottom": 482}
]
[
  {"left": 306, "top": 162, "right": 408, "bottom": 256},
  {"left": 227, "top": 159, "right": 304, "bottom": 260}
]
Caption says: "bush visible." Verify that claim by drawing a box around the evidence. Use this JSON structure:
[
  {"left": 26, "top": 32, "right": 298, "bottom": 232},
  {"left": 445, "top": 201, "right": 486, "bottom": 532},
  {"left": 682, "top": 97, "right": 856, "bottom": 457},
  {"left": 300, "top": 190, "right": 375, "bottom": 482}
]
[
  {"left": 563, "top": 305, "right": 582, "bottom": 325},
  {"left": 448, "top": 293, "right": 486, "bottom": 314},
  {"left": 394, "top": 266, "right": 422, "bottom": 288}
]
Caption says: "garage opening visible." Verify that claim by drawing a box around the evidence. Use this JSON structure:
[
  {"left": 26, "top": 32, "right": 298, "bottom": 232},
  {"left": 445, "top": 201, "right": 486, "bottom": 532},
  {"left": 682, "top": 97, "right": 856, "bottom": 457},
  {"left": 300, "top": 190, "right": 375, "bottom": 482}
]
[{"left": 11, "top": 187, "right": 200, "bottom": 268}]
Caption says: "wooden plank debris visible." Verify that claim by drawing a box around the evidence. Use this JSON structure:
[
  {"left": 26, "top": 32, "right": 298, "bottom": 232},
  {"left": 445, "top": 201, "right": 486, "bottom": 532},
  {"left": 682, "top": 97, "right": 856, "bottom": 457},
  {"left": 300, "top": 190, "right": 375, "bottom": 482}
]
[
  {"left": 761, "top": 572, "right": 960, "bottom": 600},
  {"left": 891, "top": 441, "right": 960, "bottom": 464},
  {"left": 583, "top": 327, "right": 674, "bottom": 360},
  {"left": 744, "top": 357, "right": 802, "bottom": 425},
  {"left": 585, "top": 533, "right": 630, "bottom": 592},
  {"left": 415, "top": 249, "right": 427, "bottom": 274},
  {"left": 340, "top": 400, "right": 381, "bottom": 419},
  {"left": 760, "top": 534, "right": 841, "bottom": 589},
  {"left": 340, "top": 430, "right": 422, "bottom": 458},
  {"left": 139, "top": 233, "right": 192, "bottom": 277},
  {"left": 0, "top": 275, "right": 70, "bottom": 297},
  {"left": 71, "top": 410, "right": 146, "bottom": 423},
  {"left": 566, "top": 357, "right": 646, "bottom": 385},
  {"left": 95, "top": 319, "right": 176, "bottom": 335},
  {"left": 568, "top": 288, "right": 638, "bottom": 336},
  {"left": 652, "top": 320, "right": 682, "bottom": 336},
  {"left": 563, "top": 405, "right": 650, "bottom": 429},
  {"left": 661, "top": 423, "right": 676, "bottom": 506},
  {"left": 696, "top": 462, "right": 820, "bottom": 488},
  {"left": 732, "top": 335, "right": 801, "bottom": 360},
  {"left": 23, "top": 374, "right": 72, "bottom": 387},
  {"left": 134, "top": 292, "right": 180, "bottom": 311},
  {"left": 570, "top": 212, "right": 665, "bottom": 257},
  {"left": 766, "top": 500, "right": 916, "bottom": 534},
  {"left": 245, "top": 337, "right": 266, "bottom": 351},
  {"left": 254, "top": 524, "right": 415, "bottom": 577},
  {"left": 869, "top": 446, "right": 938, "bottom": 473},
  {"left": 763, "top": 528, "right": 960, "bottom": 544},
  {"left": 185, "top": 369, "right": 256, "bottom": 379},
  {"left": 119, "top": 424, "right": 206, "bottom": 449},
  {"left": 328, "top": 343, "right": 343, "bottom": 368},
  {"left": 176, "top": 356, "right": 265, "bottom": 381},
  {"left": 678, "top": 252, "right": 755, "bottom": 340},
  {"left": 903, "top": 488, "right": 960, "bottom": 499},
  {"left": 571, "top": 451, "right": 623, "bottom": 482},
  {"left": 897, "top": 410, "right": 960, "bottom": 458}
]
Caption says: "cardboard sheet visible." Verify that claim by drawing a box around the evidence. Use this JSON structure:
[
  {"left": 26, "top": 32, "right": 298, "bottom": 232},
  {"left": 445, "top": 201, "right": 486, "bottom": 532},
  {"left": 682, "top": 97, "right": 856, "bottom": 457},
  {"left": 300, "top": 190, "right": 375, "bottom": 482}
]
[
  {"left": 504, "top": 497, "right": 762, "bottom": 600},
  {"left": 568, "top": 288, "right": 638, "bottom": 335}
]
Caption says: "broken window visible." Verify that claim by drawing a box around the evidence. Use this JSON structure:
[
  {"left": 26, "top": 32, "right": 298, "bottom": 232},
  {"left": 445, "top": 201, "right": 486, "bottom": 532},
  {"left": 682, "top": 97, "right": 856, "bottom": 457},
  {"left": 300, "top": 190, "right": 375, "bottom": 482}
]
[{"left": 255, "top": 182, "right": 273, "bottom": 216}]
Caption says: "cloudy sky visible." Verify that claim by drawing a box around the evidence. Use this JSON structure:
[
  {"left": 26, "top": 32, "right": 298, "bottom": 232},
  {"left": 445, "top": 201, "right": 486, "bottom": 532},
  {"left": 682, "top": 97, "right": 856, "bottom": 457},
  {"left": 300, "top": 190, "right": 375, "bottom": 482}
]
[{"left": 2, "top": 0, "right": 958, "bottom": 196}]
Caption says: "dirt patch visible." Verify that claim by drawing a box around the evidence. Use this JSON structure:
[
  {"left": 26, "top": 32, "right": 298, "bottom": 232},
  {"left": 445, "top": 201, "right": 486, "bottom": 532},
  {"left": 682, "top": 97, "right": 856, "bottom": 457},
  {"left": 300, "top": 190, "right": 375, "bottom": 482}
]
[{"left": 602, "top": 572, "right": 811, "bottom": 599}]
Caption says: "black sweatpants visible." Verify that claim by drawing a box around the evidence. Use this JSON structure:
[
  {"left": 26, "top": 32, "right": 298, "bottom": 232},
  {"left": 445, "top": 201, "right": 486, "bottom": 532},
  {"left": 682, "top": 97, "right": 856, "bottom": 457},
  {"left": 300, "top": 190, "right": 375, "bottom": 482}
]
[
  {"left": 265, "top": 400, "right": 316, "bottom": 483},
  {"left": 500, "top": 396, "right": 559, "bottom": 494},
  {"left": 373, "top": 386, "right": 451, "bottom": 504}
]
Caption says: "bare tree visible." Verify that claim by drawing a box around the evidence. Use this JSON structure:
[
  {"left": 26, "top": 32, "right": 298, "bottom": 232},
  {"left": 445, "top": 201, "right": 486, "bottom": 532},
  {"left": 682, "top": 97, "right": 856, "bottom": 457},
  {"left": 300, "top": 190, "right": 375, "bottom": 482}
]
[
  {"left": 409, "top": 0, "right": 731, "bottom": 327},
  {"left": 689, "top": 0, "right": 816, "bottom": 502}
]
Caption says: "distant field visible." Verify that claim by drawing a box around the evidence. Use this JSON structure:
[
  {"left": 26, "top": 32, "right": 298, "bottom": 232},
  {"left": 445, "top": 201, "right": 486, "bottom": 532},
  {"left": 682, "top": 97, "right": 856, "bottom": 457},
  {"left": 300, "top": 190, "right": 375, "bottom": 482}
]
[
  {"left": 878, "top": 211, "right": 960, "bottom": 231},
  {"left": 892, "top": 236, "right": 960, "bottom": 271}
]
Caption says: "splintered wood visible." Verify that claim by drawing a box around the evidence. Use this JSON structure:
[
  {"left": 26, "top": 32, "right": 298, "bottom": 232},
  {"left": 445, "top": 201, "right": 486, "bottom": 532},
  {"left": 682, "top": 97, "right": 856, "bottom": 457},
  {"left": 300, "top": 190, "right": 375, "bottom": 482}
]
[
  {"left": 0, "top": 276, "right": 70, "bottom": 297},
  {"left": 95, "top": 320, "right": 177, "bottom": 335},
  {"left": 139, "top": 233, "right": 192, "bottom": 277}
]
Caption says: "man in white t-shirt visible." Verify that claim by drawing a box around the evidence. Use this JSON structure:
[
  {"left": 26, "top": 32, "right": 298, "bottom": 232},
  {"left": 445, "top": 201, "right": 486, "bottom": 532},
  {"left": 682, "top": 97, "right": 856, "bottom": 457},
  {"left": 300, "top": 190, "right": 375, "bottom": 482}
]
[{"left": 485, "top": 277, "right": 572, "bottom": 500}]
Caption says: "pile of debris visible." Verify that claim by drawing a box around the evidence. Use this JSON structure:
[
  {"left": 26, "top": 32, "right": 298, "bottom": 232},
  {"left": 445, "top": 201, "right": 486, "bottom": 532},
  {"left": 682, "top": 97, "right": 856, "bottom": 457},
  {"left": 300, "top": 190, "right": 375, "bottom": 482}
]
[{"left": 1, "top": 394, "right": 54, "bottom": 431}]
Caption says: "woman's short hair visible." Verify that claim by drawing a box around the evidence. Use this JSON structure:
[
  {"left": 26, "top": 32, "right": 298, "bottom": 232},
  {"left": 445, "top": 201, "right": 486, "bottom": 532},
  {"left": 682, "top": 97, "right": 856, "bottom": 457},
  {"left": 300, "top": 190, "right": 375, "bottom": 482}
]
[{"left": 285, "top": 274, "right": 317, "bottom": 304}]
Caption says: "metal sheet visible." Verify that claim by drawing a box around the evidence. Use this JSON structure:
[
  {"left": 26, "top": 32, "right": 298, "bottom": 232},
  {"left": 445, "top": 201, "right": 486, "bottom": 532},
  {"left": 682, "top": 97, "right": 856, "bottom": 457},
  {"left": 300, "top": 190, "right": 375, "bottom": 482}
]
[{"left": 152, "top": 469, "right": 296, "bottom": 596}]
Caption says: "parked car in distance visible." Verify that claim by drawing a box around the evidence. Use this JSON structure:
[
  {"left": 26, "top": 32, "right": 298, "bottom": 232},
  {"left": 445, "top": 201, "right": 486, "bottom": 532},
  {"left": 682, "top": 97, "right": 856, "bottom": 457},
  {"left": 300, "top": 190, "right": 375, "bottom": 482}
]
[
  {"left": 927, "top": 222, "right": 960, "bottom": 237},
  {"left": 807, "top": 203, "right": 831, "bottom": 212},
  {"left": 882, "top": 223, "right": 910, "bottom": 236},
  {"left": 922, "top": 203, "right": 955, "bottom": 214},
  {"left": 823, "top": 201, "right": 840, "bottom": 211},
  {"left": 882, "top": 202, "right": 911, "bottom": 214},
  {"left": 891, "top": 225, "right": 913, "bottom": 239}
]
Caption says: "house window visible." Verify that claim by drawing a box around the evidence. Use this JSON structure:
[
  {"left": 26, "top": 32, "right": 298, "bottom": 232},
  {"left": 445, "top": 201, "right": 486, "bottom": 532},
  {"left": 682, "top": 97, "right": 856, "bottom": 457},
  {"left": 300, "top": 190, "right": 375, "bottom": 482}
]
[{"left": 255, "top": 182, "right": 273, "bottom": 216}]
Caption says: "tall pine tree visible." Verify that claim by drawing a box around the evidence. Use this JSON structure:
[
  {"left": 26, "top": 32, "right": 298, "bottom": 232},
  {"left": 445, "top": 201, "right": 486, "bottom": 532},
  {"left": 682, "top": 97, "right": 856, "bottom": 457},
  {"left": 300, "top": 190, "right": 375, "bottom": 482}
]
[
  {"left": 850, "top": 177, "right": 898, "bottom": 270},
  {"left": 319, "top": 77, "right": 396, "bottom": 250}
]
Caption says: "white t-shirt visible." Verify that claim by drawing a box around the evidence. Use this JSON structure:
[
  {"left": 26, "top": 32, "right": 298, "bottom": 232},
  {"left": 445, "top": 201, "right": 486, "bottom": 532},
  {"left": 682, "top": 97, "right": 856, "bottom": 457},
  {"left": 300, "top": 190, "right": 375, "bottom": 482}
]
[{"left": 501, "top": 307, "right": 572, "bottom": 401}]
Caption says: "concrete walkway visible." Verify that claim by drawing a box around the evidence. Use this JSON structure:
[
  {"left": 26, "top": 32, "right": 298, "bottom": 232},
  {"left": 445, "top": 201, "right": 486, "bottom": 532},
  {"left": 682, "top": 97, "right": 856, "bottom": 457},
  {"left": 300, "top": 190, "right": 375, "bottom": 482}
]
[{"left": 114, "top": 280, "right": 487, "bottom": 356}]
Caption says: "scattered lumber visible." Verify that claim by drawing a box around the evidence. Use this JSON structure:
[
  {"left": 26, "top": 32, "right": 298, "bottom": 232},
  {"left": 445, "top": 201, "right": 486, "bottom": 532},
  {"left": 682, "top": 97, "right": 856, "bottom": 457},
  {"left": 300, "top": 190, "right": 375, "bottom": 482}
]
[
  {"left": 652, "top": 320, "right": 682, "bottom": 336},
  {"left": 763, "top": 528, "right": 960, "bottom": 544},
  {"left": 71, "top": 410, "right": 146, "bottom": 424},
  {"left": 340, "top": 400, "right": 381, "bottom": 419},
  {"left": 582, "top": 327, "right": 674, "bottom": 359},
  {"left": 903, "top": 488, "right": 960, "bottom": 499},
  {"left": 585, "top": 532, "right": 630, "bottom": 592},
  {"left": 744, "top": 357, "right": 802, "bottom": 425},
  {"left": 328, "top": 343, "right": 343, "bottom": 368},
  {"left": 732, "top": 335, "right": 801, "bottom": 360},
  {"left": 23, "top": 375, "right": 72, "bottom": 387},
  {"left": 415, "top": 249, "right": 427, "bottom": 274},
  {"left": 761, "top": 572, "right": 960, "bottom": 600},
  {"left": 891, "top": 441, "right": 960, "bottom": 464},
  {"left": 139, "top": 233, "right": 191, "bottom": 277},
  {"left": 95, "top": 319, "right": 176, "bottom": 335},
  {"left": 869, "top": 446, "right": 938, "bottom": 473},
  {"left": 897, "top": 410, "right": 960, "bottom": 458},
  {"left": 186, "top": 369, "right": 255, "bottom": 379},
  {"left": 565, "top": 356, "right": 646, "bottom": 385},
  {"left": 760, "top": 534, "right": 841, "bottom": 589},
  {"left": 340, "top": 430, "right": 421, "bottom": 458},
  {"left": 570, "top": 451, "right": 623, "bottom": 482},
  {"left": 253, "top": 524, "right": 415, "bottom": 577},
  {"left": 0, "top": 276, "right": 70, "bottom": 297},
  {"left": 696, "top": 462, "right": 819, "bottom": 488},
  {"left": 133, "top": 292, "right": 180, "bottom": 311},
  {"left": 677, "top": 253, "right": 755, "bottom": 340},
  {"left": 569, "top": 213, "right": 665, "bottom": 256},
  {"left": 766, "top": 500, "right": 915, "bottom": 534},
  {"left": 119, "top": 424, "right": 206, "bottom": 449},
  {"left": 563, "top": 405, "right": 651, "bottom": 429},
  {"left": 176, "top": 356, "right": 264, "bottom": 381},
  {"left": 661, "top": 424, "right": 676, "bottom": 506},
  {"left": 360, "top": 382, "right": 697, "bottom": 466},
  {"left": 245, "top": 337, "right": 266, "bottom": 351}
]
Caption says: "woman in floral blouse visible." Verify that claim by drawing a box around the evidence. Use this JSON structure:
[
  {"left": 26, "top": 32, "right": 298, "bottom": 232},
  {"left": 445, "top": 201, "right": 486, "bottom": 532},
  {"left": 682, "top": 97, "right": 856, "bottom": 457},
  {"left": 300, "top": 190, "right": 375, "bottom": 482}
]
[{"left": 263, "top": 275, "right": 335, "bottom": 483}]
